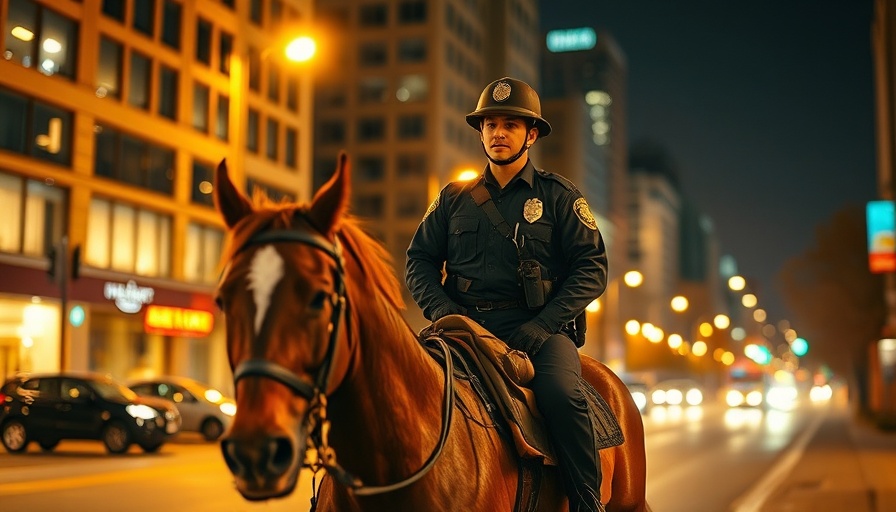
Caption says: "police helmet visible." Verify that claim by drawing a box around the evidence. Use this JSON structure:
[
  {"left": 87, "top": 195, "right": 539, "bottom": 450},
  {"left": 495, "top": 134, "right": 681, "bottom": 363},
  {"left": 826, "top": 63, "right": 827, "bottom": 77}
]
[{"left": 465, "top": 77, "right": 552, "bottom": 138}]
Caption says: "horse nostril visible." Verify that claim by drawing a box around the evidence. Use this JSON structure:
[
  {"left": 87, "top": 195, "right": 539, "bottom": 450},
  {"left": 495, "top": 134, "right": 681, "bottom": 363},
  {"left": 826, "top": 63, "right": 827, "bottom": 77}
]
[
  {"left": 269, "top": 436, "right": 294, "bottom": 473},
  {"left": 221, "top": 439, "right": 244, "bottom": 476}
]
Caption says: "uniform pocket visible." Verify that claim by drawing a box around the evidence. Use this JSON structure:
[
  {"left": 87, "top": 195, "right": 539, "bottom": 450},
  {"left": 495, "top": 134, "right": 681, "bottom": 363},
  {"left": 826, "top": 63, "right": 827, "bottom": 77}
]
[
  {"left": 517, "top": 222, "right": 552, "bottom": 259},
  {"left": 447, "top": 216, "right": 479, "bottom": 264}
]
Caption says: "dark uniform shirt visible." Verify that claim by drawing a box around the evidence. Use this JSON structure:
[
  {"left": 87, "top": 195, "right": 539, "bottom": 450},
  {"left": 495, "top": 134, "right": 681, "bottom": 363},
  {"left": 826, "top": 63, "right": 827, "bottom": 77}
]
[{"left": 406, "top": 159, "right": 608, "bottom": 341}]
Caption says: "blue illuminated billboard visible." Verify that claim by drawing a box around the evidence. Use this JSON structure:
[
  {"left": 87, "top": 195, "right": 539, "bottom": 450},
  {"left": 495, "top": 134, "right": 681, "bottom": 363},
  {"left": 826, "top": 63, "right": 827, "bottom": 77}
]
[{"left": 546, "top": 28, "right": 597, "bottom": 53}]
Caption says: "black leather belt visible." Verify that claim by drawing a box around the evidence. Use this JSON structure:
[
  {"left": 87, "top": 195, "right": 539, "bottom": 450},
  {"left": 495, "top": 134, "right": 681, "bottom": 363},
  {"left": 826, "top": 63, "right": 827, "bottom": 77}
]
[{"left": 467, "top": 299, "right": 522, "bottom": 312}]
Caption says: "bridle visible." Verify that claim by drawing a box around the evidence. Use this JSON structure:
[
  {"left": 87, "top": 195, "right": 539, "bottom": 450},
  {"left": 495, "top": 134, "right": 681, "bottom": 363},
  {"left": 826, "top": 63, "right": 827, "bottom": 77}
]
[{"left": 224, "top": 216, "right": 455, "bottom": 499}]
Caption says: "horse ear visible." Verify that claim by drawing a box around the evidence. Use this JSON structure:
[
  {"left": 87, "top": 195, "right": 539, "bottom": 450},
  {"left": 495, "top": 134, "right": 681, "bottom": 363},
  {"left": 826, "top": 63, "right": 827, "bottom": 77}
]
[
  {"left": 309, "top": 151, "right": 351, "bottom": 235},
  {"left": 214, "top": 158, "right": 254, "bottom": 228}
]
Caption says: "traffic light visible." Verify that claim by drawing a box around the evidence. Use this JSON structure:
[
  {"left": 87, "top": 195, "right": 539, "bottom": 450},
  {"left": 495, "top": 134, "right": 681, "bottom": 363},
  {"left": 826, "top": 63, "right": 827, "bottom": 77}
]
[
  {"left": 791, "top": 337, "right": 809, "bottom": 357},
  {"left": 71, "top": 244, "right": 81, "bottom": 280},
  {"left": 47, "top": 245, "right": 58, "bottom": 279}
]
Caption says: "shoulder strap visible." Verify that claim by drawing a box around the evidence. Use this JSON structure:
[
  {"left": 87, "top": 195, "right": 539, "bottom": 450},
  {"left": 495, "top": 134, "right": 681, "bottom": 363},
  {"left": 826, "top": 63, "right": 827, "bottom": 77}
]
[{"left": 470, "top": 182, "right": 514, "bottom": 239}]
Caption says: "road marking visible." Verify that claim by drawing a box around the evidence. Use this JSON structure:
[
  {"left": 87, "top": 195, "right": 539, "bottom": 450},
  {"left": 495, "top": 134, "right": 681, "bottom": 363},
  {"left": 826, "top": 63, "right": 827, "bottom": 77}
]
[
  {"left": 729, "top": 408, "right": 827, "bottom": 512},
  {"left": 0, "top": 460, "right": 223, "bottom": 496}
]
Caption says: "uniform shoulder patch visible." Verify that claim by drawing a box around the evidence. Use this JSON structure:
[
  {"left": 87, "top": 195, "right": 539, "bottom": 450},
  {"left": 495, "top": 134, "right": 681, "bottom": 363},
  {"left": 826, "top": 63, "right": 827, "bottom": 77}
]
[
  {"left": 423, "top": 196, "right": 439, "bottom": 221},
  {"left": 573, "top": 197, "right": 598, "bottom": 230}
]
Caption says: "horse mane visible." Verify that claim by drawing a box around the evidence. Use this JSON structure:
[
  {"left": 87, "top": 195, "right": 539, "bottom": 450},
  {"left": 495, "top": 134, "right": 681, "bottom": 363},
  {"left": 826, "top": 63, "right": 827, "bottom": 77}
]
[{"left": 220, "top": 193, "right": 406, "bottom": 312}]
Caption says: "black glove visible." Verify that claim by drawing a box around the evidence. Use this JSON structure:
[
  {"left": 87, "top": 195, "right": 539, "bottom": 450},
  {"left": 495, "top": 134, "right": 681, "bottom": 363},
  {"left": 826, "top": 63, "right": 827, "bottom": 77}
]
[
  {"left": 430, "top": 301, "right": 467, "bottom": 322},
  {"left": 508, "top": 321, "right": 552, "bottom": 355}
]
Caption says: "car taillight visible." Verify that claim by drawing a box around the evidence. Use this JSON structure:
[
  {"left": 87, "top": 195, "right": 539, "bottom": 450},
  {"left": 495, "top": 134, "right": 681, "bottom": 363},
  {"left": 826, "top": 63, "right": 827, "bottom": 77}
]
[{"left": 0, "top": 392, "right": 7, "bottom": 403}]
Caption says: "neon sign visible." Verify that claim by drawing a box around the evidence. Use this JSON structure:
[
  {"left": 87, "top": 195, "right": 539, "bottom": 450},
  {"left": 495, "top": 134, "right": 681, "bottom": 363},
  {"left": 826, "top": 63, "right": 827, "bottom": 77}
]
[
  {"left": 104, "top": 280, "right": 155, "bottom": 313},
  {"left": 546, "top": 28, "right": 597, "bottom": 53},
  {"left": 144, "top": 305, "right": 214, "bottom": 337}
]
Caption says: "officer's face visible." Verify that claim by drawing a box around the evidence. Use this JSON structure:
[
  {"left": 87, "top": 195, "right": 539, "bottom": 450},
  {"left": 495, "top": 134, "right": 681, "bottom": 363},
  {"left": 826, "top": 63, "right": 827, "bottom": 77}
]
[{"left": 480, "top": 116, "right": 538, "bottom": 160}]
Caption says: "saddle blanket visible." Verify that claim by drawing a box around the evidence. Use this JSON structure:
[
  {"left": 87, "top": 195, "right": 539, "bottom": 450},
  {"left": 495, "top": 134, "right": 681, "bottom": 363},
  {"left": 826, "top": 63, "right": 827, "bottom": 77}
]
[{"left": 420, "top": 315, "right": 624, "bottom": 466}]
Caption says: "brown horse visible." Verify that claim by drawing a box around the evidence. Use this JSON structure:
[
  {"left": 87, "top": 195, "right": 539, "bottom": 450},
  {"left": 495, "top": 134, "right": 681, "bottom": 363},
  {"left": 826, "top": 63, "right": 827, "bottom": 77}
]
[{"left": 214, "top": 153, "right": 651, "bottom": 511}]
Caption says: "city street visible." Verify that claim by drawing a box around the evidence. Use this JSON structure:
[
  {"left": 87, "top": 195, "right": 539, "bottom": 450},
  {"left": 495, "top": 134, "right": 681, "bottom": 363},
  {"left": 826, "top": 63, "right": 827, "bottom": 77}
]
[{"left": 0, "top": 397, "right": 853, "bottom": 512}]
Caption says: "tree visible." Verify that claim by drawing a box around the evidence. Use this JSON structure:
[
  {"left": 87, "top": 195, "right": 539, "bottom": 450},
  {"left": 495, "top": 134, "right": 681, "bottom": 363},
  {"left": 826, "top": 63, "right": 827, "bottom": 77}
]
[{"left": 777, "top": 204, "right": 885, "bottom": 385}]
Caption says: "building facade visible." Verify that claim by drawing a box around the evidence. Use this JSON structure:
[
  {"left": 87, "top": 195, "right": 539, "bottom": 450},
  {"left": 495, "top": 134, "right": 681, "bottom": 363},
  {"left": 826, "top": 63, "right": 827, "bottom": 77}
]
[
  {"left": 539, "top": 27, "right": 630, "bottom": 365},
  {"left": 310, "top": 0, "right": 541, "bottom": 331},
  {"left": 0, "top": 0, "right": 314, "bottom": 393}
]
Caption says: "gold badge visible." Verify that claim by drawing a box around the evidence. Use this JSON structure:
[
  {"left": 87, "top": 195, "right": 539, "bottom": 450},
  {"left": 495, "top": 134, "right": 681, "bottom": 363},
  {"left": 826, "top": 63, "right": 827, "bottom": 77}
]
[
  {"left": 492, "top": 81, "right": 511, "bottom": 102},
  {"left": 523, "top": 198, "right": 543, "bottom": 223},
  {"left": 573, "top": 198, "right": 597, "bottom": 230},
  {"left": 423, "top": 196, "right": 439, "bottom": 220}
]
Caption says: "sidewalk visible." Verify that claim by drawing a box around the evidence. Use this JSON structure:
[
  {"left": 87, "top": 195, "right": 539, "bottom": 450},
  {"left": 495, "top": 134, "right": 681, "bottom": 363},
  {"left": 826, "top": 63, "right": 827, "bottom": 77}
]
[{"left": 756, "top": 399, "right": 896, "bottom": 512}]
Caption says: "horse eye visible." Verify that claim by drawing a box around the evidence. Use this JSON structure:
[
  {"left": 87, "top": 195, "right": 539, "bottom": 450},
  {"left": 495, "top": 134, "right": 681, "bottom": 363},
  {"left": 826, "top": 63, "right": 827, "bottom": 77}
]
[
  {"left": 214, "top": 295, "right": 225, "bottom": 311},
  {"left": 309, "top": 291, "right": 328, "bottom": 310}
]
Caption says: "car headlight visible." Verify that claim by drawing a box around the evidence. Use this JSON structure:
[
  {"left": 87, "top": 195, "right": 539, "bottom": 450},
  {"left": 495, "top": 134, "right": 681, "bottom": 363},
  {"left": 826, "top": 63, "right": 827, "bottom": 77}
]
[
  {"left": 726, "top": 389, "right": 745, "bottom": 407},
  {"left": 685, "top": 388, "right": 703, "bottom": 406},
  {"left": 630, "top": 391, "right": 647, "bottom": 412},
  {"left": 666, "top": 389, "right": 683, "bottom": 405},
  {"left": 127, "top": 404, "right": 160, "bottom": 420},
  {"left": 219, "top": 402, "right": 237, "bottom": 416},
  {"left": 746, "top": 390, "right": 763, "bottom": 406}
]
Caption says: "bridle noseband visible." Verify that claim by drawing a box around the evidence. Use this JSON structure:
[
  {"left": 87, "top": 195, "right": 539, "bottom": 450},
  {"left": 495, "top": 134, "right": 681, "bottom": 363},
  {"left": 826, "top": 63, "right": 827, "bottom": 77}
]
[{"left": 225, "top": 218, "right": 455, "bottom": 499}]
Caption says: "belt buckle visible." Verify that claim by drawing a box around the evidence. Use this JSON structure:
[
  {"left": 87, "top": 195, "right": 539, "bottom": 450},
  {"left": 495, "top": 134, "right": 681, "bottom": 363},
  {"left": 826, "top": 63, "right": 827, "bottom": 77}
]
[{"left": 475, "top": 302, "right": 493, "bottom": 312}]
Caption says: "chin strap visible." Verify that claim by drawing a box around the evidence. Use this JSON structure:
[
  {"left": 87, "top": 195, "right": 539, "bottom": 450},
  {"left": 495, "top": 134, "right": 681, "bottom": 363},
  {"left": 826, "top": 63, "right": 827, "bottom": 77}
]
[{"left": 482, "top": 139, "right": 529, "bottom": 166}]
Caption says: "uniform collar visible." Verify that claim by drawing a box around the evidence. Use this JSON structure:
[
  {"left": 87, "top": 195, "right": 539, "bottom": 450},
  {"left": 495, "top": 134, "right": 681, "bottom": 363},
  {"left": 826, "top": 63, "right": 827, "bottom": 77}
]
[{"left": 481, "top": 159, "right": 536, "bottom": 189}]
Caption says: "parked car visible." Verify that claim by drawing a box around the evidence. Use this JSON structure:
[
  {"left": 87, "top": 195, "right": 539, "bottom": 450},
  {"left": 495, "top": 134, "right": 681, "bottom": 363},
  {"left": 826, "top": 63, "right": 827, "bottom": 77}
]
[
  {"left": 650, "top": 378, "right": 705, "bottom": 406},
  {"left": 0, "top": 372, "right": 181, "bottom": 454},
  {"left": 129, "top": 376, "right": 235, "bottom": 441}
]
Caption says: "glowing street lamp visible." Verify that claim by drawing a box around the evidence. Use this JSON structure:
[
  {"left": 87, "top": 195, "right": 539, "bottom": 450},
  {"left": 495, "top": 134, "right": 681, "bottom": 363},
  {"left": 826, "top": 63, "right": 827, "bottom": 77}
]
[{"left": 284, "top": 36, "right": 316, "bottom": 62}]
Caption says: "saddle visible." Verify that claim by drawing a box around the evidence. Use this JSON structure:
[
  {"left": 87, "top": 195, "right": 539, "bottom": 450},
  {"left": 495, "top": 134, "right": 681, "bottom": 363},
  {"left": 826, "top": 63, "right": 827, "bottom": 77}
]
[{"left": 419, "top": 314, "right": 624, "bottom": 467}]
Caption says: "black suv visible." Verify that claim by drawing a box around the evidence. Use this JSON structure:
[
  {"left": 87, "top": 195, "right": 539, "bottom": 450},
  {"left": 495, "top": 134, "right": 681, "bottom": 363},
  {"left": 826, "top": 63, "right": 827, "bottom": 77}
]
[{"left": 0, "top": 372, "right": 181, "bottom": 454}]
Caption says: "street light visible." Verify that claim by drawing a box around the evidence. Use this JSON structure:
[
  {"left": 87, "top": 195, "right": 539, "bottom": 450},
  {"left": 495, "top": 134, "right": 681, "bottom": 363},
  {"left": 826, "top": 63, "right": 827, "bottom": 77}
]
[
  {"left": 228, "top": 31, "right": 317, "bottom": 198},
  {"left": 592, "top": 269, "right": 644, "bottom": 369},
  {"left": 284, "top": 36, "right": 316, "bottom": 62}
]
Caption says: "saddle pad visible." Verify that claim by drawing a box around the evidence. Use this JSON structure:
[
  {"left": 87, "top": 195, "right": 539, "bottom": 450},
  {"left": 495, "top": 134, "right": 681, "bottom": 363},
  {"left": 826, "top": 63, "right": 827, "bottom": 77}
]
[{"left": 425, "top": 315, "right": 625, "bottom": 461}]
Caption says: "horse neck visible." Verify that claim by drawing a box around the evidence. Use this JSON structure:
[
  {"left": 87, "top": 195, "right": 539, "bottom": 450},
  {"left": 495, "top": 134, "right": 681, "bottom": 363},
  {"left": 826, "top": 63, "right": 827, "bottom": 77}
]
[{"left": 327, "top": 285, "right": 448, "bottom": 482}]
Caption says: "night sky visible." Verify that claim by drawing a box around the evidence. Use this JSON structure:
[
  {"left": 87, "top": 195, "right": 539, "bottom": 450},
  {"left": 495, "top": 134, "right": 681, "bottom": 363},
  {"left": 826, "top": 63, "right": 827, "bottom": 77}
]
[{"left": 539, "top": 0, "right": 878, "bottom": 322}]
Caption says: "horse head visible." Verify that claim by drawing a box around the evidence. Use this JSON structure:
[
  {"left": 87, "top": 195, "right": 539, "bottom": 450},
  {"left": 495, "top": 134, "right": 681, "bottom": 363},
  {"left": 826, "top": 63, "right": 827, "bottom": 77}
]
[{"left": 214, "top": 153, "right": 353, "bottom": 500}]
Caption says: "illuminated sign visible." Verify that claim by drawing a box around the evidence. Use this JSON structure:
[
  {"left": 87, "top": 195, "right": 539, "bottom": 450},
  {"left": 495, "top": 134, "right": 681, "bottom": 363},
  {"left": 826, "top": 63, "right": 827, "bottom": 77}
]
[
  {"left": 546, "top": 28, "right": 597, "bottom": 53},
  {"left": 867, "top": 200, "right": 896, "bottom": 273},
  {"left": 69, "top": 305, "right": 85, "bottom": 327},
  {"left": 104, "top": 280, "right": 155, "bottom": 313},
  {"left": 144, "top": 305, "right": 214, "bottom": 337}
]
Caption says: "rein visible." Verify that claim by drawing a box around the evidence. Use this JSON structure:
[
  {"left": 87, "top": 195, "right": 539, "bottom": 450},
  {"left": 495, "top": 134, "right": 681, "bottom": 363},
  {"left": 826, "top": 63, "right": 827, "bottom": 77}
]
[{"left": 227, "top": 220, "right": 455, "bottom": 499}]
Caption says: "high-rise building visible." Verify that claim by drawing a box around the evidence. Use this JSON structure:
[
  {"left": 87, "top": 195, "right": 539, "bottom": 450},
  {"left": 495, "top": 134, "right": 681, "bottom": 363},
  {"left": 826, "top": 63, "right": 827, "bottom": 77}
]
[
  {"left": 311, "top": 0, "right": 541, "bottom": 331},
  {"left": 539, "top": 26, "right": 630, "bottom": 364},
  {"left": 0, "top": 0, "right": 315, "bottom": 392}
]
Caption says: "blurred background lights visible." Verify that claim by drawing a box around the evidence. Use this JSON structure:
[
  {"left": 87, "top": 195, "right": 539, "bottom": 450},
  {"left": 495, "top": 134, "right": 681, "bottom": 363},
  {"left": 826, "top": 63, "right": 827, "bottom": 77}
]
[
  {"left": 456, "top": 169, "right": 478, "bottom": 181},
  {"left": 586, "top": 299, "right": 600, "bottom": 313},
  {"left": 670, "top": 295, "right": 689, "bottom": 312},
  {"left": 623, "top": 270, "right": 643, "bottom": 287},
  {"left": 667, "top": 334, "right": 683, "bottom": 349},
  {"left": 791, "top": 337, "right": 809, "bottom": 357},
  {"left": 11, "top": 26, "right": 34, "bottom": 41},
  {"left": 713, "top": 314, "right": 730, "bottom": 329},
  {"left": 42, "top": 38, "right": 61, "bottom": 53},
  {"left": 727, "top": 275, "right": 746, "bottom": 291}
]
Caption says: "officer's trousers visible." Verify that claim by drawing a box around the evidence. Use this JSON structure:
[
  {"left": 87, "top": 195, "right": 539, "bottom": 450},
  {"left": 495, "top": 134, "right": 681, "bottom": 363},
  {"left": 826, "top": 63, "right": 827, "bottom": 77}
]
[{"left": 529, "top": 334, "right": 603, "bottom": 512}]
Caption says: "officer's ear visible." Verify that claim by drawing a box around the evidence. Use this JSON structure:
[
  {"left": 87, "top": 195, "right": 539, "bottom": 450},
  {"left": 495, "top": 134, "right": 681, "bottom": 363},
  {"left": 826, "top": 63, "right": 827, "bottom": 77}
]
[{"left": 527, "top": 126, "right": 539, "bottom": 146}]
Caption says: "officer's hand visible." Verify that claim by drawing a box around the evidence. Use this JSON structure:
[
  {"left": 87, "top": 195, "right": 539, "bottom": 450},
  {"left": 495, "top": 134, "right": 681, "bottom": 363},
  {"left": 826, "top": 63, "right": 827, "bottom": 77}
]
[
  {"left": 431, "top": 302, "right": 468, "bottom": 322},
  {"left": 508, "top": 321, "right": 552, "bottom": 355}
]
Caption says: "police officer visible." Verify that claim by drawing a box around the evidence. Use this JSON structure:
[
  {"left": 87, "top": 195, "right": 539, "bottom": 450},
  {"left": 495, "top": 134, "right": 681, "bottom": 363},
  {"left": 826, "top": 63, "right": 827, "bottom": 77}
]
[{"left": 405, "top": 77, "right": 609, "bottom": 512}]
